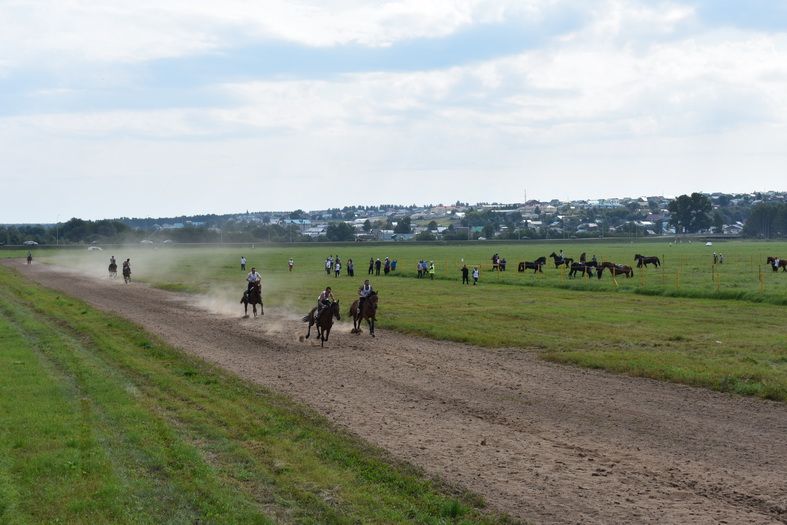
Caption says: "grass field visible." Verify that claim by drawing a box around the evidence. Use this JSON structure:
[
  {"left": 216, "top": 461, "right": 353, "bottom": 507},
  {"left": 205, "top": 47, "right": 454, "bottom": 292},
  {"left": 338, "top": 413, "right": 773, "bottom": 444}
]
[
  {"left": 0, "top": 264, "right": 510, "bottom": 524},
  {"left": 28, "top": 240, "right": 787, "bottom": 402}
]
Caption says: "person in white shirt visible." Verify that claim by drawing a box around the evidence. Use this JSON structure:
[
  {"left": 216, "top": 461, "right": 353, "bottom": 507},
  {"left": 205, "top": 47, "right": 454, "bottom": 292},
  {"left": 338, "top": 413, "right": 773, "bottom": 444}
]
[
  {"left": 472, "top": 266, "right": 479, "bottom": 285},
  {"left": 247, "top": 267, "right": 261, "bottom": 292},
  {"left": 288, "top": 258, "right": 294, "bottom": 272},
  {"left": 241, "top": 256, "right": 247, "bottom": 271}
]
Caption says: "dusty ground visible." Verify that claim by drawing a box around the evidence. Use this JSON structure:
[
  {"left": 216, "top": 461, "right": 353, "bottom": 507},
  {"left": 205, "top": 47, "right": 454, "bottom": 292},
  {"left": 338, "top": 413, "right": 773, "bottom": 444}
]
[{"left": 8, "top": 260, "right": 787, "bottom": 524}]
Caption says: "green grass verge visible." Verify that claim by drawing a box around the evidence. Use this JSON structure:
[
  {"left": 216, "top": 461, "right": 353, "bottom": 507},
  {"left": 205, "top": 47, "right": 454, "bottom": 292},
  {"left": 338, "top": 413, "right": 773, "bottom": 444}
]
[{"left": 0, "top": 265, "right": 512, "bottom": 524}]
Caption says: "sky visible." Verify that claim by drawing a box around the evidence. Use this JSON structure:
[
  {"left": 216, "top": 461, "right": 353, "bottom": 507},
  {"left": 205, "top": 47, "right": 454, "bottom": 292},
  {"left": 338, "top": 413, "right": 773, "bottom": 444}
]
[{"left": 1, "top": 0, "right": 786, "bottom": 223}]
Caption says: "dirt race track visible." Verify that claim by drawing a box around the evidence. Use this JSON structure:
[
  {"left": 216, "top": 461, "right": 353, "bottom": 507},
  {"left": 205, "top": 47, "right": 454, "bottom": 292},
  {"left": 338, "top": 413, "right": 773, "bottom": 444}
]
[{"left": 9, "top": 260, "right": 787, "bottom": 524}]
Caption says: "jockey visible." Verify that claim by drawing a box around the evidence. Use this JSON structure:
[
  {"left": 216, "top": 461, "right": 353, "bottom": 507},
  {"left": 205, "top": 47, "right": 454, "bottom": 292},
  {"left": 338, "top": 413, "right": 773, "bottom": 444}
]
[
  {"left": 358, "top": 279, "right": 373, "bottom": 311},
  {"left": 316, "top": 286, "right": 335, "bottom": 317},
  {"left": 247, "top": 267, "right": 262, "bottom": 292},
  {"left": 110, "top": 255, "right": 116, "bottom": 266}
]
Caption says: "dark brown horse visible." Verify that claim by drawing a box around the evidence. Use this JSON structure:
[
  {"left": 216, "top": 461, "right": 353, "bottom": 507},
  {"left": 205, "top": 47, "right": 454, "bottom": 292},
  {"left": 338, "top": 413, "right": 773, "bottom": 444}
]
[
  {"left": 26, "top": 254, "right": 32, "bottom": 265},
  {"left": 108, "top": 262, "right": 117, "bottom": 278},
  {"left": 518, "top": 256, "right": 546, "bottom": 273},
  {"left": 122, "top": 263, "right": 131, "bottom": 284},
  {"left": 549, "top": 252, "right": 573, "bottom": 269},
  {"left": 350, "top": 291, "right": 378, "bottom": 337},
  {"left": 241, "top": 282, "right": 264, "bottom": 318},
  {"left": 634, "top": 254, "right": 661, "bottom": 268},
  {"left": 303, "top": 300, "right": 341, "bottom": 347},
  {"left": 568, "top": 262, "right": 596, "bottom": 278},
  {"left": 597, "top": 261, "right": 634, "bottom": 278},
  {"left": 766, "top": 256, "right": 787, "bottom": 272}
]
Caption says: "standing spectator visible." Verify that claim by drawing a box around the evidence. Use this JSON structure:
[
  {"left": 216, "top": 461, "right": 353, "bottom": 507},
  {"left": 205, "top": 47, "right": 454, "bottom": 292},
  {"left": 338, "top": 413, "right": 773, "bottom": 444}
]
[
  {"left": 288, "top": 257, "right": 294, "bottom": 272},
  {"left": 334, "top": 259, "right": 342, "bottom": 278},
  {"left": 347, "top": 258, "right": 354, "bottom": 277},
  {"left": 428, "top": 261, "right": 435, "bottom": 280},
  {"left": 391, "top": 259, "right": 397, "bottom": 272},
  {"left": 368, "top": 257, "right": 374, "bottom": 275},
  {"left": 713, "top": 252, "right": 718, "bottom": 264},
  {"left": 375, "top": 258, "right": 382, "bottom": 276},
  {"left": 241, "top": 256, "right": 247, "bottom": 271},
  {"left": 461, "top": 264, "right": 469, "bottom": 285},
  {"left": 384, "top": 257, "right": 391, "bottom": 275},
  {"left": 719, "top": 253, "right": 724, "bottom": 264},
  {"left": 325, "top": 257, "right": 332, "bottom": 275},
  {"left": 472, "top": 266, "right": 479, "bottom": 285},
  {"left": 500, "top": 257, "right": 507, "bottom": 271},
  {"left": 417, "top": 260, "right": 423, "bottom": 279}
]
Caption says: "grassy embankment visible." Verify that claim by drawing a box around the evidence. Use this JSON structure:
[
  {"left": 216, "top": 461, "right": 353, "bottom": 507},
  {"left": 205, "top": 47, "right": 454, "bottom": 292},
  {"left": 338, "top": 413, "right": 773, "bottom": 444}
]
[
  {"left": 0, "top": 264, "right": 510, "bottom": 524},
  {"left": 45, "top": 242, "right": 787, "bottom": 401}
]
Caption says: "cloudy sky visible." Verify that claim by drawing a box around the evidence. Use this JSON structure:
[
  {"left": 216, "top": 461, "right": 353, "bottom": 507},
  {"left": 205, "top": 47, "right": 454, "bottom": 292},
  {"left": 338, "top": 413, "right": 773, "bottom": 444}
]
[{"left": 1, "top": 0, "right": 786, "bottom": 222}]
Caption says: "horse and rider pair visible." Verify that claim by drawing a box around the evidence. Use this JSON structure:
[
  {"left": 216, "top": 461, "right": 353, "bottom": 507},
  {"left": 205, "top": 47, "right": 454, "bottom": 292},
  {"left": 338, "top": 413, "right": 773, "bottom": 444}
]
[{"left": 302, "top": 280, "right": 378, "bottom": 347}]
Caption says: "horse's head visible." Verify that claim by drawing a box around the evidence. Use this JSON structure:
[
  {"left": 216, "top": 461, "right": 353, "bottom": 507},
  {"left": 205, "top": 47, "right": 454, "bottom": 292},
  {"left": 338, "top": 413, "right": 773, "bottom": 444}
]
[
  {"left": 549, "top": 252, "right": 557, "bottom": 258},
  {"left": 767, "top": 256, "right": 775, "bottom": 263},
  {"left": 634, "top": 254, "right": 642, "bottom": 261}
]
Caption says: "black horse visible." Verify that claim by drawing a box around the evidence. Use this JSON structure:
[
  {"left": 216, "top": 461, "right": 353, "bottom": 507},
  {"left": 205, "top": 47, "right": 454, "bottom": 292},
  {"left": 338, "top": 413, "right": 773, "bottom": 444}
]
[
  {"left": 241, "top": 282, "right": 264, "bottom": 318},
  {"left": 634, "top": 254, "right": 661, "bottom": 268},
  {"left": 108, "top": 262, "right": 117, "bottom": 278},
  {"left": 350, "top": 291, "right": 378, "bottom": 337},
  {"left": 122, "top": 264, "right": 131, "bottom": 284},
  {"left": 549, "top": 252, "right": 573, "bottom": 269},
  {"left": 26, "top": 254, "right": 32, "bottom": 265},
  {"left": 303, "top": 301, "right": 341, "bottom": 347},
  {"left": 568, "top": 262, "right": 597, "bottom": 278},
  {"left": 518, "top": 256, "right": 546, "bottom": 273}
]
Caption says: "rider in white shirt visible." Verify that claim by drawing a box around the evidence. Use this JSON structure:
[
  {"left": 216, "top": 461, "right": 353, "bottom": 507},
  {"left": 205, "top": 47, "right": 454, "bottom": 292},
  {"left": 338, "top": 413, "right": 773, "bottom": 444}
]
[
  {"left": 247, "top": 267, "right": 261, "bottom": 292},
  {"left": 358, "top": 280, "right": 373, "bottom": 310}
]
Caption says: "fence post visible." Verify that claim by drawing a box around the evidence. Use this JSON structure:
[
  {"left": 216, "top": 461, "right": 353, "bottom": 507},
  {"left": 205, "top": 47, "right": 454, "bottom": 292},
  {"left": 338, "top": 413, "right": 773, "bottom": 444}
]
[{"left": 759, "top": 266, "right": 765, "bottom": 293}]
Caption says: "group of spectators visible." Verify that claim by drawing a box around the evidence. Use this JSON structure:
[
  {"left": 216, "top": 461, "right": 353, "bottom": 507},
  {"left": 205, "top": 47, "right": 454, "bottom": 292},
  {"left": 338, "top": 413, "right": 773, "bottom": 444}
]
[
  {"left": 368, "top": 257, "right": 397, "bottom": 276},
  {"left": 324, "top": 255, "right": 355, "bottom": 277},
  {"left": 416, "top": 260, "right": 435, "bottom": 279}
]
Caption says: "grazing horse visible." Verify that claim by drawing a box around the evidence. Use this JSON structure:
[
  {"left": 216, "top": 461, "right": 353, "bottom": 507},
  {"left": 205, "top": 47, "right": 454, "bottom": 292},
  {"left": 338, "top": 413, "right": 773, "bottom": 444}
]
[
  {"left": 568, "top": 262, "right": 597, "bottom": 278},
  {"left": 518, "top": 256, "right": 547, "bottom": 273},
  {"left": 303, "top": 301, "right": 341, "bottom": 347},
  {"left": 766, "top": 256, "right": 787, "bottom": 272},
  {"left": 634, "top": 254, "right": 661, "bottom": 268},
  {"left": 549, "top": 252, "right": 573, "bottom": 269},
  {"left": 241, "top": 282, "right": 264, "bottom": 318},
  {"left": 597, "top": 261, "right": 634, "bottom": 278},
  {"left": 350, "top": 291, "right": 378, "bottom": 337},
  {"left": 108, "top": 262, "right": 117, "bottom": 278}
]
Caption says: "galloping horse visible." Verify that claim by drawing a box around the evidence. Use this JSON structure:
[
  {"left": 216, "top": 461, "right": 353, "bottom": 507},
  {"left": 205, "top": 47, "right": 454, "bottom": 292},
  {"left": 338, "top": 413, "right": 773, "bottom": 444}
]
[
  {"left": 108, "top": 262, "right": 118, "bottom": 278},
  {"left": 518, "top": 256, "right": 547, "bottom": 273},
  {"left": 241, "top": 282, "right": 264, "bottom": 318},
  {"left": 634, "top": 254, "right": 661, "bottom": 268},
  {"left": 350, "top": 291, "right": 378, "bottom": 337},
  {"left": 568, "top": 262, "right": 597, "bottom": 278},
  {"left": 122, "top": 264, "right": 131, "bottom": 284},
  {"left": 26, "top": 253, "right": 32, "bottom": 265},
  {"left": 549, "top": 252, "right": 573, "bottom": 269},
  {"left": 597, "top": 261, "right": 634, "bottom": 278},
  {"left": 303, "top": 301, "right": 341, "bottom": 347},
  {"left": 766, "top": 256, "right": 787, "bottom": 272}
]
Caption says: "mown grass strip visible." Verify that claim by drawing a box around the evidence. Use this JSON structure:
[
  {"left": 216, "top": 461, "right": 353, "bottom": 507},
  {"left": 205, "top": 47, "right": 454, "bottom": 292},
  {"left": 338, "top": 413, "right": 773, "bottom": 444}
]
[{"left": 0, "top": 265, "right": 512, "bottom": 524}]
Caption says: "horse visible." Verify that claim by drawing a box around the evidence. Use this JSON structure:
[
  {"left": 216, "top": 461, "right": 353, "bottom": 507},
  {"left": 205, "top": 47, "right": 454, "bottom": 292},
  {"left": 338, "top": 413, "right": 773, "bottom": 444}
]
[
  {"left": 597, "top": 261, "right": 634, "bottom": 278},
  {"left": 634, "top": 254, "right": 661, "bottom": 268},
  {"left": 766, "top": 256, "right": 787, "bottom": 272},
  {"left": 549, "top": 252, "right": 573, "bottom": 269},
  {"left": 350, "top": 291, "right": 378, "bottom": 337},
  {"left": 241, "top": 282, "right": 264, "bottom": 318},
  {"left": 108, "top": 262, "right": 117, "bottom": 278},
  {"left": 303, "top": 301, "right": 341, "bottom": 347},
  {"left": 26, "top": 254, "right": 32, "bottom": 265},
  {"left": 122, "top": 265, "right": 131, "bottom": 284},
  {"left": 568, "top": 262, "right": 597, "bottom": 279},
  {"left": 518, "top": 256, "right": 546, "bottom": 273}
]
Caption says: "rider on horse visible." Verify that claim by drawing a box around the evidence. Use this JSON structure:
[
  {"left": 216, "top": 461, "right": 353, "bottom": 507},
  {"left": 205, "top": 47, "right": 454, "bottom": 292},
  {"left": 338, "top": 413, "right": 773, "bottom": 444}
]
[
  {"left": 246, "top": 267, "right": 262, "bottom": 292},
  {"left": 316, "top": 286, "right": 335, "bottom": 318},
  {"left": 358, "top": 280, "right": 373, "bottom": 311}
]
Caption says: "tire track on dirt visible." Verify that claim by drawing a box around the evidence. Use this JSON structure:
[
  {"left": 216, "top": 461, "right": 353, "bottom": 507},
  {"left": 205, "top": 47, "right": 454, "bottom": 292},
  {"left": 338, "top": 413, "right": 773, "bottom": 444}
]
[{"left": 8, "top": 260, "right": 787, "bottom": 524}]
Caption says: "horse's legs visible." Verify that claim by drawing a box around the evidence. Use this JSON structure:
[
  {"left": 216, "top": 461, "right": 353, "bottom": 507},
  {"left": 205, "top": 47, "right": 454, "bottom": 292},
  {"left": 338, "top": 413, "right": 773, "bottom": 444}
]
[
  {"left": 367, "top": 318, "right": 374, "bottom": 337},
  {"left": 260, "top": 302, "right": 264, "bottom": 315}
]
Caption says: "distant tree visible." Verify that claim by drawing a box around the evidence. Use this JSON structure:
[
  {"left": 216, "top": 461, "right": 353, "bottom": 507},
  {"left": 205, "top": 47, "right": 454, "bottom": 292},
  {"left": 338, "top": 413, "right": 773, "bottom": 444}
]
[
  {"left": 289, "top": 209, "right": 306, "bottom": 220},
  {"left": 427, "top": 220, "right": 438, "bottom": 231},
  {"left": 363, "top": 219, "right": 371, "bottom": 232},
  {"left": 415, "top": 230, "right": 436, "bottom": 241},
  {"left": 326, "top": 222, "right": 355, "bottom": 241},
  {"left": 668, "top": 193, "right": 712, "bottom": 233},
  {"left": 393, "top": 216, "right": 412, "bottom": 234},
  {"left": 482, "top": 224, "right": 496, "bottom": 238},
  {"left": 713, "top": 211, "right": 724, "bottom": 233}
]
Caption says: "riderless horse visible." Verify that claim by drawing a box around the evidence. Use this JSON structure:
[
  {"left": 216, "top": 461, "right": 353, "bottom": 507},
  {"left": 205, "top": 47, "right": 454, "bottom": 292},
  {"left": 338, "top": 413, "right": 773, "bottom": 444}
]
[
  {"left": 241, "top": 282, "right": 264, "bottom": 318},
  {"left": 549, "top": 252, "right": 573, "bottom": 269},
  {"left": 303, "top": 301, "right": 341, "bottom": 347},
  {"left": 568, "top": 262, "right": 597, "bottom": 278},
  {"left": 597, "top": 261, "right": 634, "bottom": 278},
  {"left": 634, "top": 254, "right": 661, "bottom": 268},
  {"left": 350, "top": 291, "right": 378, "bottom": 337},
  {"left": 518, "top": 256, "right": 547, "bottom": 273}
]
